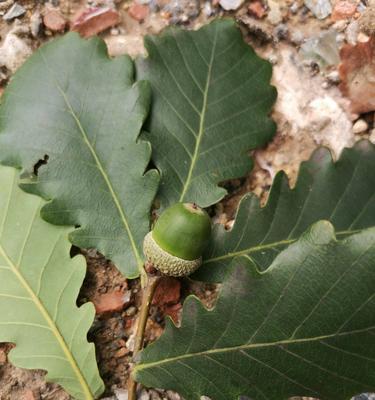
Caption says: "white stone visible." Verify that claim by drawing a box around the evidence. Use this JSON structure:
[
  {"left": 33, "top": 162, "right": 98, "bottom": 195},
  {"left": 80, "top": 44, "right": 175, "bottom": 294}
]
[
  {"left": 267, "top": 0, "right": 282, "bottom": 25},
  {"left": 352, "top": 119, "right": 369, "bottom": 134},
  {"left": 126, "top": 333, "right": 135, "bottom": 352},
  {"left": 105, "top": 35, "right": 145, "bottom": 58},
  {"left": 219, "top": 0, "right": 243, "bottom": 11},
  {"left": 139, "top": 390, "right": 151, "bottom": 400},
  {"left": 256, "top": 46, "right": 355, "bottom": 183},
  {"left": 0, "top": 26, "right": 32, "bottom": 72},
  {"left": 304, "top": 0, "right": 332, "bottom": 19},
  {"left": 114, "top": 388, "right": 128, "bottom": 400},
  {"left": 29, "top": 11, "right": 42, "bottom": 38},
  {"left": 3, "top": 2, "right": 25, "bottom": 20}
]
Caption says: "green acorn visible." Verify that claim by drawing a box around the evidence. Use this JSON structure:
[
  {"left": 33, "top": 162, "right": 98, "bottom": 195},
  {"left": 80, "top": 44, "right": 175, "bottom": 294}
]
[{"left": 143, "top": 203, "right": 211, "bottom": 277}]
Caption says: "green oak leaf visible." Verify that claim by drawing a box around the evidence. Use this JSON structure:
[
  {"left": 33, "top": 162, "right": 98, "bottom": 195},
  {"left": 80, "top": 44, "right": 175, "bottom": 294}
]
[
  {"left": 0, "top": 33, "right": 159, "bottom": 278},
  {"left": 196, "top": 140, "right": 375, "bottom": 282},
  {"left": 137, "top": 18, "right": 276, "bottom": 208},
  {"left": 135, "top": 221, "right": 375, "bottom": 400},
  {"left": 0, "top": 165, "right": 103, "bottom": 400}
]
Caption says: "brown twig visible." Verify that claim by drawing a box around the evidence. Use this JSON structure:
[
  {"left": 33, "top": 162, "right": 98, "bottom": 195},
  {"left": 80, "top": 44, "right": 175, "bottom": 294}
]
[{"left": 128, "top": 274, "right": 161, "bottom": 400}]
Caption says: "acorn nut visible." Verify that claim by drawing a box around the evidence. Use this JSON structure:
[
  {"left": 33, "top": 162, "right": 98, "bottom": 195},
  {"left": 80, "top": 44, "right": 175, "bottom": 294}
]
[{"left": 143, "top": 202, "right": 211, "bottom": 277}]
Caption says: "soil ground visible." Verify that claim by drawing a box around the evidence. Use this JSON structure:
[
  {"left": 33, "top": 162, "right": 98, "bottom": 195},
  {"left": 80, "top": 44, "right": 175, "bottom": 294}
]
[{"left": 0, "top": 0, "right": 373, "bottom": 399}]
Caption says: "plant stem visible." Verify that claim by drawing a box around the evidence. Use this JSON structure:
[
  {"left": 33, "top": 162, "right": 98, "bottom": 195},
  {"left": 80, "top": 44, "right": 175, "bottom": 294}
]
[{"left": 128, "top": 274, "right": 161, "bottom": 400}]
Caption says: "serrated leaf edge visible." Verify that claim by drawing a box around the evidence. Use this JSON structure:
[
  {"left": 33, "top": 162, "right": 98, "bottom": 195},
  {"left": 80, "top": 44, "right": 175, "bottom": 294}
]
[
  {"left": 142, "top": 18, "right": 277, "bottom": 208},
  {"left": 54, "top": 80, "right": 144, "bottom": 270},
  {"left": 202, "top": 141, "right": 371, "bottom": 268},
  {"left": 36, "top": 39, "right": 146, "bottom": 275},
  {"left": 0, "top": 238, "right": 94, "bottom": 400},
  {"left": 135, "top": 221, "right": 375, "bottom": 380}
]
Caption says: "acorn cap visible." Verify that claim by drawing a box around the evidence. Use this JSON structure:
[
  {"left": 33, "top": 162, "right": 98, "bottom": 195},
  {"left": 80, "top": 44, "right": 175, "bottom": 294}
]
[
  {"left": 143, "top": 203, "right": 211, "bottom": 277},
  {"left": 143, "top": 232, "right": 201, "bottom": 277}
]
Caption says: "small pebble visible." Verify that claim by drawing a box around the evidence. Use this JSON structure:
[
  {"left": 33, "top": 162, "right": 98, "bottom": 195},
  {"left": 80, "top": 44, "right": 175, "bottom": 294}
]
[
  {"left": 290, "top": 30, "right": 304, "bottom": 45},
  {"left": 128, "top": 3, "right": 149, "bottom": 21},
  {"left": 203, "top": 1, "right": 214, "bottom": 16},
  {"left": 352, "top": 119, "right": 368, "bottom": 134},
  {"left": 0, "top": 28, "right": 32, "bottom": 72},
  {"left": 331, "top": 0, "right": 357, "bottom": 21},
  {"left": 124, "top": 305, "right": 137, "bottom": 317},
  {"left": 326, "top": 70, "right": 340, "bottom": 84},
  {"left": 267, "top": 53, "right": 278, "bottom": 64},
  {"left": 219, "top": 0, "right": 243, "bottom": 11},
  {"left": 3, "top": 2, "right": 25, "bottom": 21},
  {"left": 358, "top": 32, "right": 370, "bottom": 43},
  {"left": 164, "top": 0, "right": 201, "bottom": 23},
  {"left": 93, "top": 290, "right": 131, "bottom": 314},
  {"left": 304, "top": 0, "right": 332, "bottom": 19},
  {"left": 267, "top": 0, "right": 282, "bottom": 24},
  {"left": 248, "top": 1, "right": 266, "bottom": 19},
  {"left": 126, "top": 333, "right": 135, "bottom": 351},
  {"left": 71, "top": 7, "right": 120, "bottom": 38},
  {"left": 43, "top": 9, "right": 66, "bottom": 32},
  {"left": 114, "top": 347, "right": 129, "bottom": 358},
  {"left": 139, "top": 390, "right": 151, "bottom": 400},
  {"left": 290, "top": 2, "right": 299, "bottom": 14},
  {"left": 29, "top": 11, "right": 42, "bottom": 37},
  {"left": 166, "top": 391, "right": 181, "bottom": 400},
  {"left": 114, "top": 388, "right": 128, "bottom": 400}
]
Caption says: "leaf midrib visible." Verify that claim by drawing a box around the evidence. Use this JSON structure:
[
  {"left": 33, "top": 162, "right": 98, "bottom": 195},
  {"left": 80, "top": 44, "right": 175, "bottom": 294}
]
[
  {"left": 203, "top": 229, "right": 363, "bottom": 265},
  {"left": 179, "top": 26, "right": 218, "bottom": 202},
  {"left": 0, "top": 241, "right": 94, "bottom": 400},
  {"left": 135, "top": 325, "right": 374, "bottom": 372},
  {"left": 39, "top": 49, "right": 143, "bottom": 274},
  {"left": 57, "top": 87, "right": 143, "bottom": 270}
]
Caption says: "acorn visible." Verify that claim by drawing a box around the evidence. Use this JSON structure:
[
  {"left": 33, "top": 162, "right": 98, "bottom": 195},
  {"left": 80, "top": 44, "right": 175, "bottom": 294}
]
[{"left": 143, "top": 203, "right": 211, "bottom": 277}]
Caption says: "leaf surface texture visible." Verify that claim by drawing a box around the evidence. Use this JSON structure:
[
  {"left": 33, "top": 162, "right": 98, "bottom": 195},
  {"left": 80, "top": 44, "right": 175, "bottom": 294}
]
[
  {"left": 137, "top": 19, "right": 276, "bottom": 208},
  {"left": 0, "top": 166, "right": 103, "bottom": 400},
  {"left": 198, "top": 140, "right": 375, "bottom": 281},
  {"left": 136, "top": 221, "right": 375, "bottom": 400},
  {"left": 0, "top": 33, "right": 159, "bottom": 278}
]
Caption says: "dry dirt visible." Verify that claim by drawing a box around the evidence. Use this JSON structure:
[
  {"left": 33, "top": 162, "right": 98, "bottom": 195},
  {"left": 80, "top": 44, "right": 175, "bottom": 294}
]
[{"left": 0, "top": 0, "right": 373, "bottom": 399}]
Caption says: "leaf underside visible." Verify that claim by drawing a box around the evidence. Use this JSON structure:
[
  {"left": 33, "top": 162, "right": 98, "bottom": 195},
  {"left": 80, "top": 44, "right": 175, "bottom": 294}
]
[
  {"left": 137, "top": 18, "right": 276, "bottom": 209},
  {"left": 0, "top": 33, "right": 159, "bottom": 278},
  {"left": 135, "top": 221, "right": 375, "bottom": 400},
  {"left": 0, "top": 165, "right": 103, "bottom": 400},
  {"left": 197, "top": 140, "right": 375, "bottom": 282}
]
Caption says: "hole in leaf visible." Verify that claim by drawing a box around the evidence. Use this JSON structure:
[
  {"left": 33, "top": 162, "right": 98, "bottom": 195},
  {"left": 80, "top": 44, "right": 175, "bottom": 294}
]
[{"left": 33, "top": 154, "right": 49, "bottom": 176}]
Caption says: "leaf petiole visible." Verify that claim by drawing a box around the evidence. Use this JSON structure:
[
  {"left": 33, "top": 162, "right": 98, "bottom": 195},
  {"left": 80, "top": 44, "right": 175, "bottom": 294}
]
[{"left": 128, "top": 273, "right": 162, "bottom": 400}]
